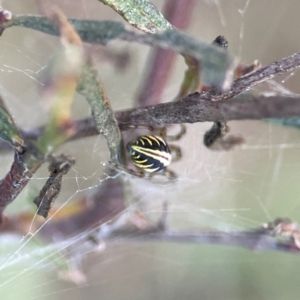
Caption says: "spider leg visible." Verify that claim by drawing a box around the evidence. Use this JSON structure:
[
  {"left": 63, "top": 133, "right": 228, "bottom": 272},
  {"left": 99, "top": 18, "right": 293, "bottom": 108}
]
[
  {"left": 109, "top": 161, "right": 145, "bottom": 178},
  {"left": 112, "top": 160, "right": 177, "bottom": 182},
  {"left": 147, "top": 168, "right": 177, "bottom": 182},
  {"left": 162, "top": 168, "right": 177, "bottom": 181},
  {"left": 166, "top": 124, "right": 186, "bottom": 142},
  {"left": 120, "top": 124, "right": 155, "bottom": 132},
  {"left": 157, "top": 127, "right": 167, "bottom": 139},
  {"left": 169, "top": 145, "right": 182, "bottom": 162}
]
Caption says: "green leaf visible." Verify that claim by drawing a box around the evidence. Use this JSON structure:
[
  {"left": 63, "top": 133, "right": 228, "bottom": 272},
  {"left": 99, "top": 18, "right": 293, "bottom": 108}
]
[
  {"left": 99, "top": 0, "right": 173, "bottom": 33},
  {"left": 5, "top": 15, "right": 236, "bottom": 89},
  {"left": 7, "top": 16, "right": 126, "bottom": 45},
  {"left": 77, "top": 62, "right": 121, "bottom": 162},
  {"left": 0, "top": 106, "right": 24, "bottom": 152}
]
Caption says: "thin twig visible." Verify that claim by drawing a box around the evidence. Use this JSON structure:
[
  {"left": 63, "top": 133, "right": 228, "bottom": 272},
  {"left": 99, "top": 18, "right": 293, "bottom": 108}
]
[
  {"left": 3, "top": 212, "right": 300, "bottom": 255},
  {"left": 208, "top": 52, "right": 300, "bottom": 101},
  {"left": 104, "top": 228, "right": 300, "bottom": 254},
  {"left": 87, "top": 218, "right": 300, "bottom": 254}
]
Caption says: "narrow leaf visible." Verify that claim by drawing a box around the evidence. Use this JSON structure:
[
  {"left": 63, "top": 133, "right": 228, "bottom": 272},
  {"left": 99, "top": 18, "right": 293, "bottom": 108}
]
[
  {"left": 3, "top": 15, "right": 236, "bottom": 89},
  {"left": 99, "top": 0, "right": 172, "bottom": 33},
  {"left": 0, "top": 107, "right": 25, "bottom": 153},
  {"left": 77, "top": 61, "right": 121, "bottom": 162},
  {"left": 6, "top": 16, "right": 126, "bottom": 45}
]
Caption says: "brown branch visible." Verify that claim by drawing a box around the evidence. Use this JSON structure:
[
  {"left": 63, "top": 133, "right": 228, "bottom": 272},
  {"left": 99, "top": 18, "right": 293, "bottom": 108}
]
[
  {"left": 100, "top": 218, "right": 300, "bottom": 253},
  {"left": 1, "top": 94, "right": 300, "bottom": 153},
  {"left": 3, "top": 212, "right": 300, "bottom": 255},
  {"left": 104, "top": 228, "right": 300, "bottom": 254},
  {"left": 116, "top": 51, "right": 300, "bottom": 126},
  {"left": 73, "top": 218, "right": 300, "bottom": 254},
  {"left": 116, "top": 94, "right": 300, "bottom": 127},
  {"left": 209, "top": 52, "right": 300, "bottom": 101}
]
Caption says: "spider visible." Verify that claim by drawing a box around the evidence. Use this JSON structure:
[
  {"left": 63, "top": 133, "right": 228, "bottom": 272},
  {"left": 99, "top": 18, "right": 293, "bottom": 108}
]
[{"left": 112, "top": 125, "right": 185, "bottom": 180}]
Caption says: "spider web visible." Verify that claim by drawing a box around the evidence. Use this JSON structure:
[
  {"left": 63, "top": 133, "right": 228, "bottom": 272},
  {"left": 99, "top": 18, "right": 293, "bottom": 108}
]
[{"left": 1, "top": 0, "right": 300, "bottom": 299}]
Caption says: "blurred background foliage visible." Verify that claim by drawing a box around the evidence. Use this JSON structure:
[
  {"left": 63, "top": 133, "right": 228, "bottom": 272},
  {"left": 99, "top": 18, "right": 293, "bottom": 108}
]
[{"left": 1, "top": 1, "right": 300, "bottom": 299}]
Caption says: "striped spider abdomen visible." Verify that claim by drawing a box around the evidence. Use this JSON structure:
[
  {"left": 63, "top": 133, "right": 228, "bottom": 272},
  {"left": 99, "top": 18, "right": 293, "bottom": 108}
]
[{"left": 126, "top": 135, "right": 172, "bottom": 173}]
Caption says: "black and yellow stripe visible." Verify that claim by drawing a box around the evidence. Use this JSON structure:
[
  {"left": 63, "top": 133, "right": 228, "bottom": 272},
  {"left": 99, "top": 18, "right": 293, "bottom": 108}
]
[{"left": 126, "top": 135, "right": 172, "bottom": 172}]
